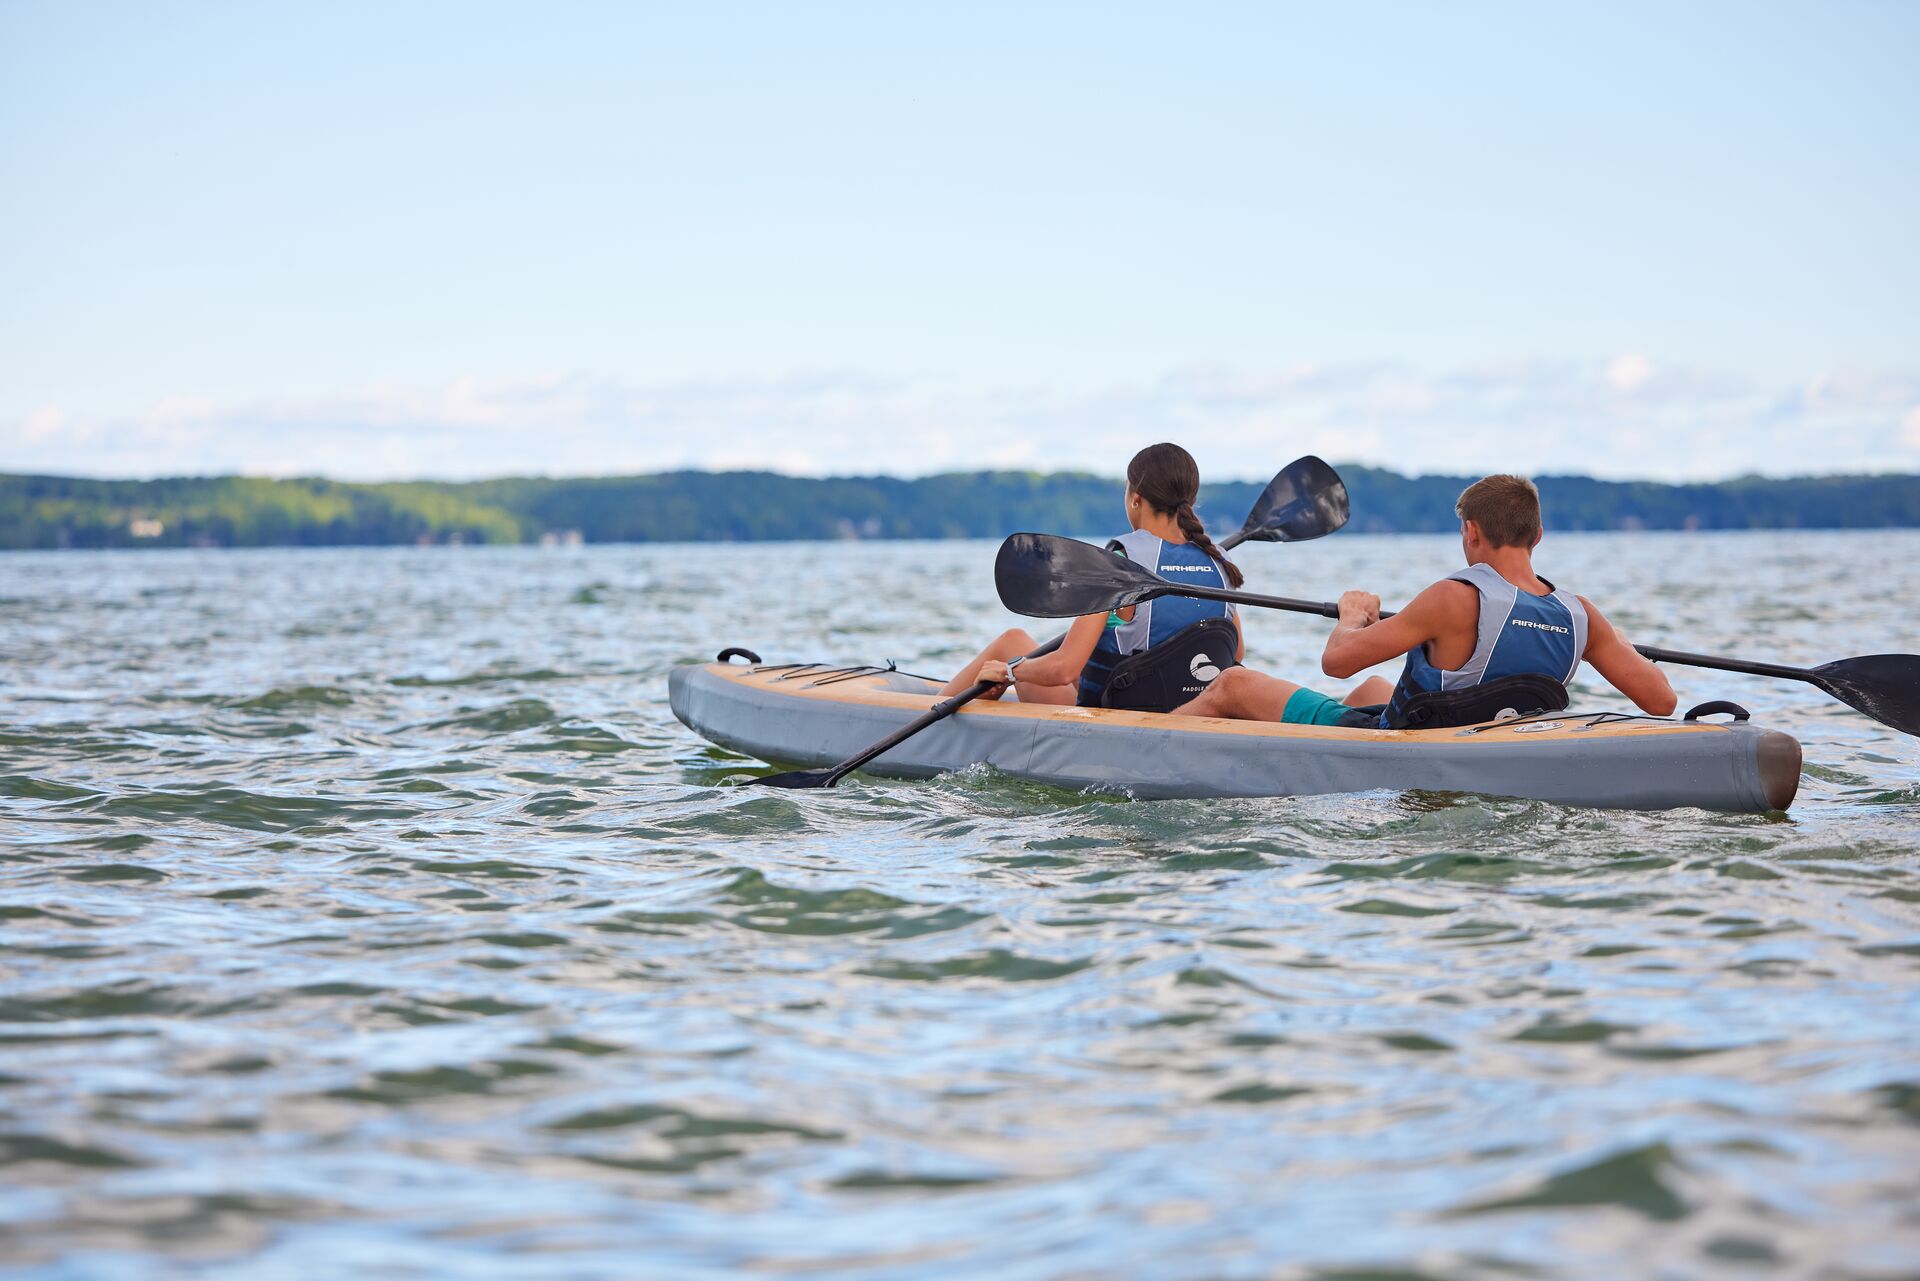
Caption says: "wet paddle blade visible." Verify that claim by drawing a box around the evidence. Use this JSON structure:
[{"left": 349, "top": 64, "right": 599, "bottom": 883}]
[
  {"left": 1809, "top": 654, "right": 1920, "bottom": 737},
  {"left": 1233, "top": 455, "right": 1351, "bottom": 544},
  {"left": 995, "top": 532, "right": 1167, "bottom": 618}
]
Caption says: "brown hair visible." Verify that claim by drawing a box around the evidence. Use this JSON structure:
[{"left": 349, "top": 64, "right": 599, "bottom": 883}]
[
  {"left": 1456, "top": 474, "right": 1543, "bottom": 548},
  {"left": 1126, "top": 443, "right": 1244, "bottom": 588}
]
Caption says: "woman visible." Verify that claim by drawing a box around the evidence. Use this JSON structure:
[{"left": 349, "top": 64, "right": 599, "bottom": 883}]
[{"left": 938, "top": 443, "right": 1248, "bottom": 713}]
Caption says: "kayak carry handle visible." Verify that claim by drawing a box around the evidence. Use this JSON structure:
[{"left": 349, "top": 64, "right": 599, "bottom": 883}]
[
  {"left": 718, "top": 647, "right": 763, "bottom": 665},
  {"left": 1683, "top": 700, "right": 1751, "bottom": 723}
]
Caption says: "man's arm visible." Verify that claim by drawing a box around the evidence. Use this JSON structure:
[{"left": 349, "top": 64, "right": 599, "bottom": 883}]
[
  {"left": 1321, "top": 581, "right": 1474, "bottom": 679},
  {"left": 1578, "top": 597, "right": 1677, "bottom": 716}
]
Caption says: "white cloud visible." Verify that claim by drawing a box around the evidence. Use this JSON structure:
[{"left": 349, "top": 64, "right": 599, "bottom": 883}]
[
  {"left": 5, "top": 359, "right": 1919, "bottom": 482},
  {"left": 1604, "top": 353, "right": 1654, "bottom": 394},
  {"left": 19, "top": 406, "right": 68, "bottom": 444}
]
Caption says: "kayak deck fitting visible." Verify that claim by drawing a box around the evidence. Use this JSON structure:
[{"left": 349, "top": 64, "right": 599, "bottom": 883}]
[{"left": 670, "top": 659, "right": 1802, "bottom": 813}]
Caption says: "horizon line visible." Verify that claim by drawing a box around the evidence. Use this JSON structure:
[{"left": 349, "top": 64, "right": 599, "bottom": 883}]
[{"left": 8, "top": 463, "right": 1920, "bottom": 489}]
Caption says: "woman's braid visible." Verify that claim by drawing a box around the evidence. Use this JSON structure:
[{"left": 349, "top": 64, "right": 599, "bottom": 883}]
[{"left": 1175, "top": 501, "right": 1244, "bottom": 588}]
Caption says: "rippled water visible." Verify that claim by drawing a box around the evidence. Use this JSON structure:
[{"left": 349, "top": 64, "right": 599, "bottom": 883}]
[{"left": 3, "top": 534, "right": 1918, "bottom": 1280}]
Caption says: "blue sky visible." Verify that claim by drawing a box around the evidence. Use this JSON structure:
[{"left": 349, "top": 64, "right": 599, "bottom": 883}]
[{"left": 2, "top": 1, "right": 1915, "bottom": 480}]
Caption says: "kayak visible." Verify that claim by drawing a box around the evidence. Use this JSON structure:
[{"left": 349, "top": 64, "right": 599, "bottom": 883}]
[{"left": 670, "top": 657, "right": 1803, "bottom": 813}]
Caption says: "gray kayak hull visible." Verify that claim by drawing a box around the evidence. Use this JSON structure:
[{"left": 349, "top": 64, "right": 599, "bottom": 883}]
[{"left": 670, "top": 661, "right": 1801, "bottom": 812}]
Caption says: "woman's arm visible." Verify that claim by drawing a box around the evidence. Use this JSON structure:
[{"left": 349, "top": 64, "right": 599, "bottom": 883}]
[{"left": 986, "top": 612, "right": 1108, "bottom": 688}]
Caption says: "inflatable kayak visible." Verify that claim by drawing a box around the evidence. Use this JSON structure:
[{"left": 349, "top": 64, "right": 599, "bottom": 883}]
[{"left": 670, "top": 658, "right": 1802, "bottom": 813}]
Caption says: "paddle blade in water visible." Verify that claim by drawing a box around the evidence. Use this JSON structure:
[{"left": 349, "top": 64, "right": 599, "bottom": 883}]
[
  {"left": 995, "top": 533, "right": 1167, "bottom": 618},
  {"left": 750, "top": 767, "right": 841, "bottom": 789},
  {"left": 1235, "top": 455, "right": 1351, "bottom": 544},
  {"left": 1810, "top": 654, "right": 1920, "bottom": 737}
]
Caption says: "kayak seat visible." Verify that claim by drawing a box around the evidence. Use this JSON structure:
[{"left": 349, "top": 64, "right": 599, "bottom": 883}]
[
  {"left": 1097, "top": 617, "right": 1243, "bottom": 714},
  {"left": 1387, "top": 673, "right": 1570, "bottom": 730}
]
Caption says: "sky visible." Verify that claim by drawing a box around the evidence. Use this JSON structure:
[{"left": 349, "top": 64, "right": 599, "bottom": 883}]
[{"left": 2, "top": 1, "right": 1916, "bottom": 482}]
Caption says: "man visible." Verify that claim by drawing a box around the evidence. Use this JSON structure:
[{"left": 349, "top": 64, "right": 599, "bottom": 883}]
[{"left": 1172, "top": 474, "right": 1676, "bottom": 728}]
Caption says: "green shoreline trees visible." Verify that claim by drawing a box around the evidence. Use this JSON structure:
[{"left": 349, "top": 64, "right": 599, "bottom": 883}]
[{"left": 2, "top": 467, "right": 1916, "bottom": 550}]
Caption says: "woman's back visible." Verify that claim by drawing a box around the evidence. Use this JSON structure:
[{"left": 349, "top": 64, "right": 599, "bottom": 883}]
[{"left": 1078, "top": 529, "right": 1237, "bottom": 707}]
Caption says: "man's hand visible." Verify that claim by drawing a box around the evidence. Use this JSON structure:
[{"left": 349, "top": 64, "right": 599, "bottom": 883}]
[
  {"left": 979, "top": 659, "right": 1013, "bottom": 688},
  {"left": 1337, "top": 590, "right": 1381, "bottom": 626}
]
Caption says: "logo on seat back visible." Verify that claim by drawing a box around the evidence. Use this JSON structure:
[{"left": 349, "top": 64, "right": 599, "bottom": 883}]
[{"left": 1190, "top": 652, "right": 1222, "bottom": 683}]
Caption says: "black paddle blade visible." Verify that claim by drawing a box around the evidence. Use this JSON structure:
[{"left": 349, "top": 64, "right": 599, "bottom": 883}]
[
  {"left": 995, "top": 532, "right": 1166, "bottom": 618},
  {"left": 1235, "top": 455, "right": 1350, "bottom": 544},
  {"left": 751, "top": 767, "right": 840, "bottom": 789},
  {"left": 1810, "top": 654, "right": 1920, "bottom": 737}
]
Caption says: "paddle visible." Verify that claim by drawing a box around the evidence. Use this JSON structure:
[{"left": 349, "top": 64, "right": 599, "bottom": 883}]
[
  {"left": 1220, "top": 454, "right": 1350, "bottom": 548},
  {"left": 1625, "top": 647, "right": 1920, "bottom": 737},
  {"left": 750, "top": 457, "right": 1352, "bottom": 789},
  {"left": 995, "top": 532, "right": 1920, "bottom": 737}
]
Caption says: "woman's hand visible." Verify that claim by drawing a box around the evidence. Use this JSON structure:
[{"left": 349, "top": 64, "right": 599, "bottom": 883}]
[{"left": 979, "top": 659, "right": 1013, "bottom": 687}]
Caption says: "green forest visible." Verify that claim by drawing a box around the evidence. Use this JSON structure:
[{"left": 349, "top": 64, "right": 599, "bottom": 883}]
[{"left": 3, "top": 467, "right": 1917, "bottom": 550}]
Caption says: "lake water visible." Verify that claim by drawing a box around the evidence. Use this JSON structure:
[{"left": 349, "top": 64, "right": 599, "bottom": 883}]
[{"left": 2, "top": 533, "right": 1918, "bottom": 1280}]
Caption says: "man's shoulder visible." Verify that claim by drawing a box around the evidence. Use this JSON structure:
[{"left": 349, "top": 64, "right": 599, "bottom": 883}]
[
  {"left": 1397, "top": 577, "right": 1479, "bottom": 635},
  {"left": 1418, "top": 577, "right": 1481, "bottom": 610}
]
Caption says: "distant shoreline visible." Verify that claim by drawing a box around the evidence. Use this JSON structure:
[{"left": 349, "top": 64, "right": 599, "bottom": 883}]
[
  {"left": 3, "top": 467, "right": 1917, "bottom": 551},
  {"left": 10, "top": 526, "right": 1920, "bottom": 557}
]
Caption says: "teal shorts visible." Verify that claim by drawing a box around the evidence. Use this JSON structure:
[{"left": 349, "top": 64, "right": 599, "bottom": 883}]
[{"left": 1283, "top": 687, "right": 1373, "bottom": 727}]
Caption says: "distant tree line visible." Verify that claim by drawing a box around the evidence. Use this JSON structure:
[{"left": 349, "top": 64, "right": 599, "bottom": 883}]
[{"left": 2, "top": 467, "right": 1916, "bottom": 550}]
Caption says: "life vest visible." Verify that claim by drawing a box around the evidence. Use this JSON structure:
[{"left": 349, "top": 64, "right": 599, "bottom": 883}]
[
  {"left": 1382, "top": 563, "right": 1588, "bottom": 730},
  {"left": 1077, "top": 530, "right": 1240, "bottom": 713}
]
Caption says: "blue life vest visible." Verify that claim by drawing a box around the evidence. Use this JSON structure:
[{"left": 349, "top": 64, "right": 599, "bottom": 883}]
[
  {"left": 1381, "top": 563, "right": 1589, "bottom": 728},
  {"left": 1077, "top": 530, "right": 1239, "bottom": 707}
]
